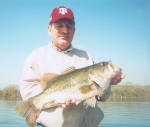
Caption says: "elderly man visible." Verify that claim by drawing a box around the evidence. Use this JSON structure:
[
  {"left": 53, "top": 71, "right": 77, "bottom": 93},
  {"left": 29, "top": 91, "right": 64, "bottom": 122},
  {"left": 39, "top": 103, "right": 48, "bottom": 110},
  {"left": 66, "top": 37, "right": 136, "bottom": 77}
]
[{"left": 20, "top": 6, "right": 123, "bottom": 127}]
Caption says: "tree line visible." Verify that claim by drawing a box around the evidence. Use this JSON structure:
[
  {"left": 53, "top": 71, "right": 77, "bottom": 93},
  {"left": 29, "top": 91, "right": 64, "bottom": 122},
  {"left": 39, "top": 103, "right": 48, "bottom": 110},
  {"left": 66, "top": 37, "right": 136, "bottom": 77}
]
[
  {"left": 0, "top": 85, "right": 21, "bottom": 100},
  {"left": 0, "top": 83, "right": 150, "bottom": 101},
  {"left": 107, "top": 82, "right": 150, "bottom": 101}
]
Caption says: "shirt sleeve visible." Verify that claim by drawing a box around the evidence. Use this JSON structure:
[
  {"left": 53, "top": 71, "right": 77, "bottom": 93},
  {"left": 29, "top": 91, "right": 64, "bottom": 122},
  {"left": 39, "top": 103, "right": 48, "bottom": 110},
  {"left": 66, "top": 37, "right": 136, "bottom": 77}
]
[{"left": 20, "top": 51, "right": 43, "bottom": 100}]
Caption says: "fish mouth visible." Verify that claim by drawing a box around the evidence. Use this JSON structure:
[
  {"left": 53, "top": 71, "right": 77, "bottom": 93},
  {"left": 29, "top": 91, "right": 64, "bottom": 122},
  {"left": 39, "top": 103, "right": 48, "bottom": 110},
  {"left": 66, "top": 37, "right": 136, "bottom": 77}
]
[{"left": 95, "top": 95, "right": 101, "bottom": 101}]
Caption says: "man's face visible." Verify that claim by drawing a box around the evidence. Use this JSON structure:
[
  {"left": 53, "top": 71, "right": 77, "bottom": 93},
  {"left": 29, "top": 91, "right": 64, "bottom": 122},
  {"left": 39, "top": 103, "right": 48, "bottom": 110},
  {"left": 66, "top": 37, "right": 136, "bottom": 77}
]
[{"left": 48, "top": 19, "right": 75, "bottom": 51}]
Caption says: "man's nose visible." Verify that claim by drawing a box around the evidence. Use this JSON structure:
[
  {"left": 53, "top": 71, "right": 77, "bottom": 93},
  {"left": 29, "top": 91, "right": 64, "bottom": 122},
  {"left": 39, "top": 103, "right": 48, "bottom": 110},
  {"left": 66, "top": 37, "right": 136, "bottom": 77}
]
[{"left": 62, "top": 26, "right": 69, "bottom": 33}]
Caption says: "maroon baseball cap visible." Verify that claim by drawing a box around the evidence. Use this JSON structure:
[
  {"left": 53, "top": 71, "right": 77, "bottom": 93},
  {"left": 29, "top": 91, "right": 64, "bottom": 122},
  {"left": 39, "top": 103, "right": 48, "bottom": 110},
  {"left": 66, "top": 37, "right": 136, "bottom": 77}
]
[{"left": 49, "top": 6, "right": 75, "bottom": 25}]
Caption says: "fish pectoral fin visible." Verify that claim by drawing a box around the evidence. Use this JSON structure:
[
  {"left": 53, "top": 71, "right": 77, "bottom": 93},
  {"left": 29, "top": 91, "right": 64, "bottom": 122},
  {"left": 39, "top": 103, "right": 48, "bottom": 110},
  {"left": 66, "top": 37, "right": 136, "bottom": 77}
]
[
  {"left": 40, "top": 73, "right": 59, "bottom": 90},
  {"left": 42, "top": 100, "right": 58, "bottom": 109},
  {"left": 83, "top": 96, "right": 97, "bottom": 108},
  {"left": 16, "top": 100, "right": 40, "bottom": 127},
  {"left": 61, "top": 66, "right": 76, "bottom": 75}
]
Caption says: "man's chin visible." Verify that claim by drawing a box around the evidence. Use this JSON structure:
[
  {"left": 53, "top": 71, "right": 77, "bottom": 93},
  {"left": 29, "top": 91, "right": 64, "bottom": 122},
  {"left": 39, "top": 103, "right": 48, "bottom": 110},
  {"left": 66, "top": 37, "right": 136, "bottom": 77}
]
[
  {"left": 58, "top": 41, "right": 70, "bottom": 50},
  {"left": 59, "top": 40, "right": 70, "bottom": 46}
]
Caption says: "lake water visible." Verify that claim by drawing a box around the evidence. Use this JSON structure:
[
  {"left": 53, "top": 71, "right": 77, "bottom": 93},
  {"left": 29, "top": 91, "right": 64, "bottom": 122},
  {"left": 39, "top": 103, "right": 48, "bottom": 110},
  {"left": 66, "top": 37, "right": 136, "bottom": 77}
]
[
  {"left": 99, "top": 101, "right": 150, "bottom": 127},
  {"left": 0, "top": 100, "right": 150, "bottom": 127}
]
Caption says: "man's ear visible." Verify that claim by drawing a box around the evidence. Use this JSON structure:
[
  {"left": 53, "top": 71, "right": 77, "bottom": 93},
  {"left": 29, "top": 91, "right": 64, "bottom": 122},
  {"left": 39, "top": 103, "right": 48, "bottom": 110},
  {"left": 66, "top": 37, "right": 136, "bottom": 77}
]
[{"left": 48, "top": 25, "right": 52, "bottom": 35}]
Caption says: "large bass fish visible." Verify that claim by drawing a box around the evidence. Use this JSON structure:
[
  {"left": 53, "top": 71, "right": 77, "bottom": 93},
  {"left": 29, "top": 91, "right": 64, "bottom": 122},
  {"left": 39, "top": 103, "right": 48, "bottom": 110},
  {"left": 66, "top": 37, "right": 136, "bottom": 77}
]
[{"left": 16, "top": 61, "right": 121, "bottom": 126}]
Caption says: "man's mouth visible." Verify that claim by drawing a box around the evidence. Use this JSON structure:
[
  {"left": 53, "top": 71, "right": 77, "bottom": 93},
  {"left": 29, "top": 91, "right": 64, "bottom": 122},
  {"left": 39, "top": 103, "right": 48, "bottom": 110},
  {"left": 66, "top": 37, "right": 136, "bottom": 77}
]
[{"left": 59, "top": 36, "right": 69, "bottom": 40}]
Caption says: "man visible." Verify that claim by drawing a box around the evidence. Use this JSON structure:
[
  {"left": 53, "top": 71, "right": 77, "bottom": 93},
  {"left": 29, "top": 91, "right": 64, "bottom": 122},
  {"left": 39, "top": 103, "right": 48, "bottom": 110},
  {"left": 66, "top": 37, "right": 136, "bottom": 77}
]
[{"left": 20, "top": 6, "right": 123, "bottom": 127}]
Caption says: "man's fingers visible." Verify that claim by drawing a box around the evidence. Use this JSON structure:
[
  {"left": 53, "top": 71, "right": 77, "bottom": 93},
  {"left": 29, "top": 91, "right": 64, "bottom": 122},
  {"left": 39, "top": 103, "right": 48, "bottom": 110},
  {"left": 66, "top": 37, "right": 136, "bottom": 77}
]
[
  {"left": 71, "top": 99, "right": 75, "bottom": 104},
  {"left": 121, "top": 73, "right": 125, "bottom": 79},
  {"left": 62, "top": 104, "right": 66, "bottom": 108},
  {"left": 111, "top": 71, "right": 125, "bottom": 85},
  {"left": 62, "top": 98, "right": 76, "bottom": 108},
  {"left": 65, "top": 99, "right": 71, "bottom": 106}
]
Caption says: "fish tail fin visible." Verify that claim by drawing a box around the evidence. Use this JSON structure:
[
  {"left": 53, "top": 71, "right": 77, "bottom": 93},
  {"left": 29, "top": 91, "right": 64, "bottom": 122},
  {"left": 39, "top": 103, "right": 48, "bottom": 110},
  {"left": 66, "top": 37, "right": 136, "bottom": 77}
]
[
  {"left": 16, "top": 100, "right": 40, "bottom": 127},
  {"left": 16, "top": 100, "right": 31, "bottom": 116},
  {"left": 83, "top": 96, "right": 97, "bottom": 108}
]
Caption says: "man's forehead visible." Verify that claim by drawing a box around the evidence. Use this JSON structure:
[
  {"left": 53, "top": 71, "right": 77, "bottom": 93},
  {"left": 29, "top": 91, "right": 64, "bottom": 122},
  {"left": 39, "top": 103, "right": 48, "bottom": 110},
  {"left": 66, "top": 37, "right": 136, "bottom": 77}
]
[{"left": 54, "top": 18, "right": 74, "bottom": 25}]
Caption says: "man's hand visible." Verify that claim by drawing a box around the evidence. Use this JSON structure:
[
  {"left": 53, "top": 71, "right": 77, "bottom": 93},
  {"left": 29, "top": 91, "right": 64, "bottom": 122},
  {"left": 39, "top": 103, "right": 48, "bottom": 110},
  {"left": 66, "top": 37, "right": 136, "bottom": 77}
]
[
  {"left": 62, "top": 98, "right": 76, "bottom": 108},
  {"left": 110, "top": 71, "right": 124, "bottom": 85}
]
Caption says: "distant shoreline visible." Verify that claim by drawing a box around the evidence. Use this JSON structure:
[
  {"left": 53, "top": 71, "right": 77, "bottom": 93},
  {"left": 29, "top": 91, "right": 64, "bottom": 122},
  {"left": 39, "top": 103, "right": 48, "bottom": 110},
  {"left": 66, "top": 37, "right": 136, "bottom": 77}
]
[
  {"left": 0, "top": 85, "right": 21, "bottom": 100},
  {"left": 0, "top": 83, "right": 150, "bottom": 101}
]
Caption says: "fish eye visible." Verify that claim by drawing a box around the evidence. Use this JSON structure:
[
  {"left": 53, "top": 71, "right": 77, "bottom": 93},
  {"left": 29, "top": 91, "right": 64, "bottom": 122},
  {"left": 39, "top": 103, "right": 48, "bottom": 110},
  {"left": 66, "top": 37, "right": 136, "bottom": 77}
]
[
  {"left": 100, "top": 62, "right": 103, "bottom": 66},
  {"left": 101, "top": 62, "right": 106, "bottom": 66}
]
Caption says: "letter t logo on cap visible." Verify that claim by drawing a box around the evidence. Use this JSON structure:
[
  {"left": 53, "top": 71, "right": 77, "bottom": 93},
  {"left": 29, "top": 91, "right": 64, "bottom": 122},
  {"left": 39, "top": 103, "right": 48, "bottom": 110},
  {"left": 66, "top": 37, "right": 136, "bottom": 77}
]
[{"left": 59, "top": 7, "right": 68, "bottom": 15}]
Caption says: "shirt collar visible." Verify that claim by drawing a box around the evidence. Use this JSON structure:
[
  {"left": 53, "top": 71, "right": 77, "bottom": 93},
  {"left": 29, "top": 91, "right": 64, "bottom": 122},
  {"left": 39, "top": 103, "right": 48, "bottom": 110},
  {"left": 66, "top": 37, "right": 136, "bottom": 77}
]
[{"left": 50, "top": 42, "right": 73, "bottom": 54}]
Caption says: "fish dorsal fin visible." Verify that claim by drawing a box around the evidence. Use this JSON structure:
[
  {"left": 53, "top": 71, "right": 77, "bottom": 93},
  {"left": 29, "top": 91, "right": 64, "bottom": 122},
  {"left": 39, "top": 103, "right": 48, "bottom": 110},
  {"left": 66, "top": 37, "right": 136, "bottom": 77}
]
[
  {"left": 40, "top": 66, "right": 76, "bottom": 90},
  {"left": 40, "top": 73, "right": 59, "bottom": 90},
  {"left": 61, "top": 66, "right": 76, "bottom": 75}
]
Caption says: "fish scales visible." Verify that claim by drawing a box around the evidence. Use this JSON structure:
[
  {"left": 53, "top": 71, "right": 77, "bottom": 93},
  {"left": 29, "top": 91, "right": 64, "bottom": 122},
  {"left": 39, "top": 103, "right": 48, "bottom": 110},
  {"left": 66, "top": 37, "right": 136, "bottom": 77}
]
[
  {"left": 16, "top": 61, "right": 121, "bottom": 127},
  {"left": 32, "top": 67, "right": 93, "bottom": 108},
  {"left": 39, "top": 65, "right": 89, "bottom": 94},
  {"left": 40, "top": 64, "right": 99, "bottom": 94}
]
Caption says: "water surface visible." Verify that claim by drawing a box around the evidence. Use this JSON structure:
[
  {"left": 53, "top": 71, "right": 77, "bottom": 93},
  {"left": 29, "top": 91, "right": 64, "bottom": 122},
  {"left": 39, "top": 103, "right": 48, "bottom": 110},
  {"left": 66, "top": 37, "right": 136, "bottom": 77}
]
[
  {"left": 0, "top": 100, "right": 150, "bottom": 127},
  {"left": 99, "top": 101, "right": 150, "bottom": 127}
]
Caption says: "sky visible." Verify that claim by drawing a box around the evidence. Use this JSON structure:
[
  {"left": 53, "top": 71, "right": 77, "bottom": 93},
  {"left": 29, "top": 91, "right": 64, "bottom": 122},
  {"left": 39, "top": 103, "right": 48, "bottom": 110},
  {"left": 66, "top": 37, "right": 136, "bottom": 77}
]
[{"left": 0, "top": 0, "right": 150, "bottom": 88}]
